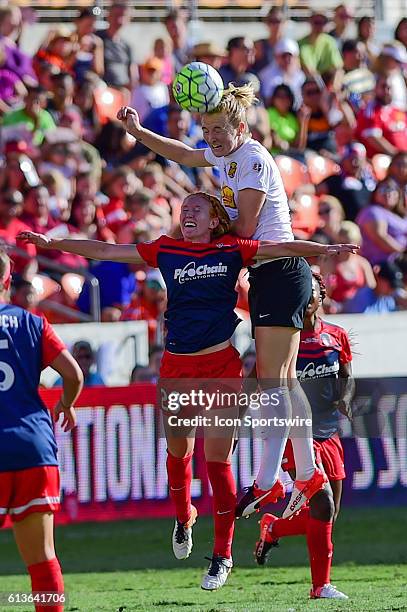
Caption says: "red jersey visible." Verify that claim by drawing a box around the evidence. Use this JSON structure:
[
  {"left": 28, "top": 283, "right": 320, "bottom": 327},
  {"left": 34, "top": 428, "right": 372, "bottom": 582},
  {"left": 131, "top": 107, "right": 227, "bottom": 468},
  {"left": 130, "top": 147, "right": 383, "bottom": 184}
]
[{"left": 355, "top": 102, "right": 407, "bottom": 158}]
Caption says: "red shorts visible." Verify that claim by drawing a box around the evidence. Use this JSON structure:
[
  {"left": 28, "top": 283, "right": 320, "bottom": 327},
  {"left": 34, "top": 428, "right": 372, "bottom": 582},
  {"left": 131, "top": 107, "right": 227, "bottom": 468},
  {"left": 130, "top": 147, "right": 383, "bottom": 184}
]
[
  {"left": 159, "top": 345, "right": 242, "bottom": 415},
  {"left": 160, "top": 344, "right": 242, "bottom": 379},
  {"left": 0, "top": 466, "right": 60, "bottom": 527},
  {"left": 282, "top": 434, "right": 346, "bottom": 481}
]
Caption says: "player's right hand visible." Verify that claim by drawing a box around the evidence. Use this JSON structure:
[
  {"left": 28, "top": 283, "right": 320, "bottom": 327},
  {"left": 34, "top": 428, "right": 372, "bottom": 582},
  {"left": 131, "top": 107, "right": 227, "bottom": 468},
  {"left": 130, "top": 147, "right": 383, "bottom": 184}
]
[
  {"left": 117, "top": 106, "right": 141, "bottom": 134},
  {"left": 17, "top": 231, "right": 51, "bottom": 248}
]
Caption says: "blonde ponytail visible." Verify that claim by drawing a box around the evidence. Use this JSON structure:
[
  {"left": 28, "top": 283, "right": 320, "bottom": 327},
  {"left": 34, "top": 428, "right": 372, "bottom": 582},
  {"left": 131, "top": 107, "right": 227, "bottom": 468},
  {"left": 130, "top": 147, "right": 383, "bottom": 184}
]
[{"left": 209, "top": 83, "right": 258, "bottom": 130}]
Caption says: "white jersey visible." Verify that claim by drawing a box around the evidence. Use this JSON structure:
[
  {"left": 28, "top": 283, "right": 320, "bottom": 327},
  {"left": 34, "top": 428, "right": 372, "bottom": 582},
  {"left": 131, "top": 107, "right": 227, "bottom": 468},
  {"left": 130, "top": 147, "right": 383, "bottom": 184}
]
[{"left": 204, "top": 138, "right": 294, "bottom": 243}]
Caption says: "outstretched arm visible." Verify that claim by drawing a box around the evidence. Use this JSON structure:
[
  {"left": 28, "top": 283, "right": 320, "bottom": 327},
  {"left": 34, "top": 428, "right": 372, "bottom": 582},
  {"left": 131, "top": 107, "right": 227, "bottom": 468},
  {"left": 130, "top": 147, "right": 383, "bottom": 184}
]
[
  {"left": 254, "top": 240, "right": 359, "bottom": 260},
  {"left": 117, "top": 106, "right": 210, "bottom": 168},
  {"left": 18, "top": 232, "right": 143, "bottom": 264}
]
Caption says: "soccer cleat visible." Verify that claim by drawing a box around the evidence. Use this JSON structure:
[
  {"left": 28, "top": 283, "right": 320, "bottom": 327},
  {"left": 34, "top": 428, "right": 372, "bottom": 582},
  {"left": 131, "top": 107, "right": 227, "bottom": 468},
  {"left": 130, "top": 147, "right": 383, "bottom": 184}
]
[
  {"left": 282, "top": 468, "right": 328, "bottom": 519},
  {"left": 235, "top": 480, "right": 285, "bottom": 519},
  {"left": 201, "top": 555, "right": 233, "bottom": 591},
  {"left": 310, "top": 584, "right": 349, "bottom": 599},
  {"left": 254, "top": 513, "right": 280, "bottom": 566},
  {"left": 172, "top": 505, "right": 198, "bottom": 560}
]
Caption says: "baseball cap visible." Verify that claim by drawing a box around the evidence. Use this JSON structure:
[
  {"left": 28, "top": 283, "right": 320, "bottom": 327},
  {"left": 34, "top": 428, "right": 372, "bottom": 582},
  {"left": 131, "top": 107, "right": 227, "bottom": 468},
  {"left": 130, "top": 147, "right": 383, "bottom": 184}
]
[
  {"left": 377, "top": 261, "right": 404, "bottom": 289},
  {"left": 142, "top": 57, "right": 163, "bottom": 72},
  {"left": 274, "top": 38, "right": 300, "bottom": 57}
]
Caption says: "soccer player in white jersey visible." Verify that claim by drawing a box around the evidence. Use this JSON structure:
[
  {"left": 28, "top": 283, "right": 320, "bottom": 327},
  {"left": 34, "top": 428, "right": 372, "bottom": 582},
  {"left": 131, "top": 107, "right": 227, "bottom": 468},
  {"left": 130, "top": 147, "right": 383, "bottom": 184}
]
[{"left": 117, "top": 84, "right": 327, "bottom": 518}]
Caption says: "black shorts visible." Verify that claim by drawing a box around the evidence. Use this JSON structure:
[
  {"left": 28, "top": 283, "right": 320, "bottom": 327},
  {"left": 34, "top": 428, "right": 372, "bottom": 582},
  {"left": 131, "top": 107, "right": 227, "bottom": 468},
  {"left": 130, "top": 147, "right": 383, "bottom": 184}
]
[{"left": 248, "top": 257, "right": 312, "bottom": 334}]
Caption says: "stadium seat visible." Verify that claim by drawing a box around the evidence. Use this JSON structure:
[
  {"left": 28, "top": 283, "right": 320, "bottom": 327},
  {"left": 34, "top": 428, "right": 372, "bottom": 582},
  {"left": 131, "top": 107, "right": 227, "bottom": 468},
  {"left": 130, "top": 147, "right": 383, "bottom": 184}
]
[
  {"left": 291, "top": 194, "right": 320, "bottom": 239},
  {"left": 307, "top": 155, "right": 340, "bottom": 185},
  {"left": 372, "top": 154, "right": 391, "bottom": 181},
  {"left": 94, "top": 86, "right": 125, "bottom": 124},
  {"left": 31, "top": 275, "right": 61, "bottom": 300},
  {"left": 61, "top": 273, "right": 84, "bottom": 302},
  {"left": 275, "top": 156, "right": 311, "bottom": 198}
]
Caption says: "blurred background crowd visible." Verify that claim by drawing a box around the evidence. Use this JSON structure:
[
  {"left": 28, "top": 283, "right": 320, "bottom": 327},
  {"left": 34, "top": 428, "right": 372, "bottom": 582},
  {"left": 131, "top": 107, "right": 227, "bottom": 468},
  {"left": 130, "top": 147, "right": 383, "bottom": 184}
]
[{"left": 1, "top": 1, "right": 407, "bottom": 384}]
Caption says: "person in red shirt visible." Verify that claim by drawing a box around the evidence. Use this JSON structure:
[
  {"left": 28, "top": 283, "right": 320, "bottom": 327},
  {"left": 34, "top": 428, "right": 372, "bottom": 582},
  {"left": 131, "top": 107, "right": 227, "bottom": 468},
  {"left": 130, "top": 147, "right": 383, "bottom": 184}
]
[
  {"left": 355, "top": 74, "right": 407, "bottom": 158},
  {"left": 120, "top": 269, "right": 167, "bottom": 343},
  {"left": 0, "top": 189, "right": 37, "bottom": 277}
]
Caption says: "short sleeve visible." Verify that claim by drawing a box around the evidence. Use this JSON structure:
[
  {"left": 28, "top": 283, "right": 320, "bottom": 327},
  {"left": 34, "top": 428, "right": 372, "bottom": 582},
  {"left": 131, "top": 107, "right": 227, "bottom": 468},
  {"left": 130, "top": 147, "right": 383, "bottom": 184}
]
[
  {"left": 238, "top": 153, "right": 272, "bottom": 194},
  {"left": 339, "top": 329, "right": 352, "bottom": 364},
  {"left": 204, "top": 147, "right": 218, "bottom": 166},
  {"left": 41, "top": 316, "right": 66, "bottom": 368},
  {"left": 136, "top": 237, "right": 164, "bottom": 267},
  {"left": 237, "top": 238, "right": 259, "bottom": 266}
]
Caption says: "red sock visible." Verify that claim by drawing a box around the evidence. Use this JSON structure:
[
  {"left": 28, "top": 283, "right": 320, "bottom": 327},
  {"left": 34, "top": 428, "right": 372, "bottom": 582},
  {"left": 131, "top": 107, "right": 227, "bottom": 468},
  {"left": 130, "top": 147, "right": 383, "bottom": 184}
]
[
  {"left": 28, "top": 558, "right": 64, "bottom": 612},
  {"left": 273, "top": 506, "right": 310, "bottom": 539},
  {"left": 166, "top": 451, "right": 193, "bottom": 524},
  {"left": 306, "top": 517, "right": 333, "bottom": 589},
  {"left": 206, "top": 461, "right": 236, "bottom": 559}
]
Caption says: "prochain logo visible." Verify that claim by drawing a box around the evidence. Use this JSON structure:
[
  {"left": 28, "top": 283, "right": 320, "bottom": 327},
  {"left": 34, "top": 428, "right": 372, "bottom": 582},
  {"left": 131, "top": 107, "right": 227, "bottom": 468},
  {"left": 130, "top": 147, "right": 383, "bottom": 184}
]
[
  {"left": 174, "top": 261, "right": 228, "bottom": 284},
  {"left": 297, "top": 360, "right": 340, "bottom": 380}
]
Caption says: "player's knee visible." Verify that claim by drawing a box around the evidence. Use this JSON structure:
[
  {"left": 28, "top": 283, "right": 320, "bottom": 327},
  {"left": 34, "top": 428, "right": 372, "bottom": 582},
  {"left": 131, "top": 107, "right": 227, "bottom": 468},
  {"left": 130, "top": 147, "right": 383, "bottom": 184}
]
[{"left": 310, "top": 489, "right": 335, "bottom": 522}]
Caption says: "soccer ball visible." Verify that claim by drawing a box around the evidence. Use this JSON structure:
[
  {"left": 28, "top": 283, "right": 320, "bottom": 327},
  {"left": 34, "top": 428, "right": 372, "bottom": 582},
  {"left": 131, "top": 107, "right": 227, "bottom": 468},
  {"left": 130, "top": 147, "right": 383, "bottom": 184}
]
[{"left": 172, "top": 62, "right": 224, "bottom": 113}]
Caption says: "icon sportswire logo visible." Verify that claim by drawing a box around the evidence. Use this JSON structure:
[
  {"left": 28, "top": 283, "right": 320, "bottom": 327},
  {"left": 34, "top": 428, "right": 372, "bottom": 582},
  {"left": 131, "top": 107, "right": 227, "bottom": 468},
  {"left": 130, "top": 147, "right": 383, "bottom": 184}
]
[{"left": 174, "top": 261, "right": 228, "bottom": 284}]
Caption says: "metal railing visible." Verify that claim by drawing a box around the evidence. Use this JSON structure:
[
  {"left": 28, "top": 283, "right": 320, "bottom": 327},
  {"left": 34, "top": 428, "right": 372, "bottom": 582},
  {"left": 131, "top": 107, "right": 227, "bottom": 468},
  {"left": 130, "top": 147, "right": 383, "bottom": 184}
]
[
  {"left": 8, "top": 244, "right": 101, "bottom": 322},
  {"left": 18, "top": 0, "right": 377, "bottom": 22}
]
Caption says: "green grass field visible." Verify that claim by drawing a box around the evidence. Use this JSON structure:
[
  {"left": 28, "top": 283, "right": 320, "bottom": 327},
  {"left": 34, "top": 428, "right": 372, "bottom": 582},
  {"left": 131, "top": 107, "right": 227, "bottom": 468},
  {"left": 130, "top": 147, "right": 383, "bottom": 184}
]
[{"left": 0, "top": 507, "right": 406, "bottom": 612}]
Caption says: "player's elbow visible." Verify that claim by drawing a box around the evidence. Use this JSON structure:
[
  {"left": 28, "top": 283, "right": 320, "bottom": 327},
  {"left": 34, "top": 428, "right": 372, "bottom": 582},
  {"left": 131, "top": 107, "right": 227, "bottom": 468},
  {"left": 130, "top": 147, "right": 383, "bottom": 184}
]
[{"left": 234, "top": 219, "right": 257, "bottom": 238}]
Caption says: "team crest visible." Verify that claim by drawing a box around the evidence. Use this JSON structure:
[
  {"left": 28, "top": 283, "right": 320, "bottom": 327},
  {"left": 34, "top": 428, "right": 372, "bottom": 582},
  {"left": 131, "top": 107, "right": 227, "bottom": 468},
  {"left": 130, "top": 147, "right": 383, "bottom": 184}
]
[
  {"left": 221, "top": 186, "right": 237, "bottom": 209},
  {"left": 320, "top": 332, "right": 332, "bottom": 346},
  {"left": 228, "top": 162, "right": 237, "bottom": 178}
]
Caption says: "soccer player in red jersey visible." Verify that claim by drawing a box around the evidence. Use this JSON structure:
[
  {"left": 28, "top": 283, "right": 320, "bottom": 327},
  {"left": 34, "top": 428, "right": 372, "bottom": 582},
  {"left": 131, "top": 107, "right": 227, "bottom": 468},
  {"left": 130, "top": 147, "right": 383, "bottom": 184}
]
[
  {"left": 117, "top": 90, "right": 330, "bottom": 518},
  {"left": 254, "top": 272, "right": 353, "bottom": 600},
  {"left": 0, "top": 251, "right": 83, "bottom": 612},
  {"left": 20, "top": 193, "right": 357, "bottom": 591}
]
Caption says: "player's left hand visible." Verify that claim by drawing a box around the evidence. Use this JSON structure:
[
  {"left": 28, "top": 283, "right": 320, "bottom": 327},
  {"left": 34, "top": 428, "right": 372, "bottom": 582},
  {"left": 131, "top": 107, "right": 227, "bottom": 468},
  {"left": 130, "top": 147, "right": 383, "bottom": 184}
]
[
  {"left": 334, "top": 398, "right": 352, "bottom": 421},
  {"left": 54, "top": 399, "right": 77, "bottom": 432},
  {"left": 326, "top": 244, "right": 360, "bottom": 255}
]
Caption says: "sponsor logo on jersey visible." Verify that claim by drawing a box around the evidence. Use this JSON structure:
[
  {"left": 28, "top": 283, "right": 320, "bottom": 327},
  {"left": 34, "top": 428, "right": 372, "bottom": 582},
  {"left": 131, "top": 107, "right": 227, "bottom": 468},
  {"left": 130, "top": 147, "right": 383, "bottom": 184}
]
[
  {"left": 221, "top": 185, "right": 237, "bottom": 210},
  {"left": 174, "top": 261, "right": 228, "bottom": 284},
  {"left": 296, "top": 360, "right": 340, "bottom": 380},
  {"left": 228, "top": 161, "right": 237, "bottom": 178}
]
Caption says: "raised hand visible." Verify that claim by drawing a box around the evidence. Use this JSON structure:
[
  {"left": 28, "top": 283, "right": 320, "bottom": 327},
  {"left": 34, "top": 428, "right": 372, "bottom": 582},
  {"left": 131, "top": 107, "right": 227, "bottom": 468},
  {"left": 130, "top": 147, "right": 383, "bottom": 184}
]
[
  {"left": 17, "top": 231, "right": 52, "bottom": 249},
  {"left": 117, "top": 106, "right": 141, "bottom": 135}
]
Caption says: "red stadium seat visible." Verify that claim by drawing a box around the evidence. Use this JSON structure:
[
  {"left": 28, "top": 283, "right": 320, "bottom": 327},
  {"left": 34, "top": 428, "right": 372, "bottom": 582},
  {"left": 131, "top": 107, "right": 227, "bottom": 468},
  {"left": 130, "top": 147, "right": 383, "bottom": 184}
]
[
  {"left": 31, "top": 275, "right": 61, "bottom": 300},
  {"left": 372, "top": 154, "right": 391, "bottom": 181},
  {"left": 275, "top": 156, "right": 311, "bottom": 198},
  {"left": 307, "top": 155, "right": 340, "bottom": 185},
  {"left": 61, "top": 273, "right": 84, "bottom": 302},
  {"left": 94, "top": 86, "right": 125, "bottom": 125},
  {"left": 291, "top": 194, "right": 320, "bottom": 239}
]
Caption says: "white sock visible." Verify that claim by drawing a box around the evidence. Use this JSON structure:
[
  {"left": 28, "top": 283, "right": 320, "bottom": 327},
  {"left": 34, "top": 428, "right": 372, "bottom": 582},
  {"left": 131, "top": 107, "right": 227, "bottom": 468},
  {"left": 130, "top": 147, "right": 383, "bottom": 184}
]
[
  {"left": 255, "top": 387, "right": 291, "bottom": 490},
  {"left": 289, "top": 381, "right": 316, "bottom": 481}
]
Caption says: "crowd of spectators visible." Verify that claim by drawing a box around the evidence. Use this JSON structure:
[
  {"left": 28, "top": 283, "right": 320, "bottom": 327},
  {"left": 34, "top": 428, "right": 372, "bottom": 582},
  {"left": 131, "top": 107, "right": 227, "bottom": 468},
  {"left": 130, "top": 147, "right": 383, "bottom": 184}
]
[{"left": 1, "top": 1, "right": 407, "bottom": 366}]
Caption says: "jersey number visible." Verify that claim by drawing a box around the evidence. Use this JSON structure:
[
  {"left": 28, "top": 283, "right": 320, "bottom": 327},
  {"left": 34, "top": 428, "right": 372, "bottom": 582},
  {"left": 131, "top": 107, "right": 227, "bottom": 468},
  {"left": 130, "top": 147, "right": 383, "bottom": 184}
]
[{"left": 0, "top": 339, "right": 15, "bottom": 392}]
